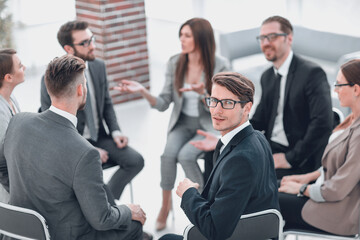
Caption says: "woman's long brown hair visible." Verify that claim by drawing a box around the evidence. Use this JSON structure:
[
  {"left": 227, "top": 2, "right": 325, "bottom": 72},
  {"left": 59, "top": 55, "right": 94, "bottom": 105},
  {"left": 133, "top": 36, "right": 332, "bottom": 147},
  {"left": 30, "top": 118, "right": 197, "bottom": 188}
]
[{"left": 175, "top": 18, "right": 216, "bottom": 95}]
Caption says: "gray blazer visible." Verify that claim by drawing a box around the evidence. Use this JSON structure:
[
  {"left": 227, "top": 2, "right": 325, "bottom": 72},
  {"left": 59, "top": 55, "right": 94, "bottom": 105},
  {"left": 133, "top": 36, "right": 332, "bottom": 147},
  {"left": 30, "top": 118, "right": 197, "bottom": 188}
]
[
  {"left": 41, "top": 58, "right": 121, "bottom": 135},
  {"left": 0, "top": 94, "right": 19, "bottom": 203},
  {"left": 153, "top": 54, "right": 229, "bottom": 134},
  {"left": 0, "top": 111, "right": 132, "bottom": 240},
  {"left": 302, "top": 116, "right": 360, "bottom": 236},
  {"left": 0, "top": 94, "right": 20, "bottom": 140}
]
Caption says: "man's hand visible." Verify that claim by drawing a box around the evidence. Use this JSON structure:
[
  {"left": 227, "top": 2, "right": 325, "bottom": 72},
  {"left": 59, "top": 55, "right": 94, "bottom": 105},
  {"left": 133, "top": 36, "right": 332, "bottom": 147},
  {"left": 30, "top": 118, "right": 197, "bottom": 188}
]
[
  {"left": 273, "top": 153, "right": 291, "bottom": 169},
  {"left": 278, "top": 180, "right": 302, "bottom": 195},
  {"left": 190, "top": 130, "right": 218, "bottom": 151},
  {"left": 126, "top": 204, "right": 147, "bottom": 225},
  {"left": 114, "top": 135, "right": 128, "bottom": 149},
  {"left": 176, "top": 178, "right": 199, "bottom": 198},
  {"left": 96, "top": 147, "right": 109, "bottom": 163}
]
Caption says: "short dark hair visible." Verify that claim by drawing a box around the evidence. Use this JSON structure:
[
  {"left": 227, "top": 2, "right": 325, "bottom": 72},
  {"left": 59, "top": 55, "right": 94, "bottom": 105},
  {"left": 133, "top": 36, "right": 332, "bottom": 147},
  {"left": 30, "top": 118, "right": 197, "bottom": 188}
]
[
  {"left": 57, "top": 20, "right": 89, "bottom": 48},
  {"left": 0, "top": 48, "right": 17, "bottom": 88},
  {"left": 45, "top": 55, "right": 85, "bottom": 98},
  {"left": 212, "top": 72, "right": 254, "bottom": 106},
  {"left": 262, "top": 15, "right": 293, "bottom": 35},
  {"left": 341, "top": 59, "right": 360, "bottom": 86}
]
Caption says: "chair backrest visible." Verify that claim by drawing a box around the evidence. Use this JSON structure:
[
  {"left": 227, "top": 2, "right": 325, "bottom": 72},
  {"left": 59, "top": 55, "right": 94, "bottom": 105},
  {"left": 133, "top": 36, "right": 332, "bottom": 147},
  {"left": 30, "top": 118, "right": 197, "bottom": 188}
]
[
  {"left": 183, "top": 209, "right": 283, "bottom": 240},
  {"left": 0, "top": 201, "right": 50, "bottom": 240}
]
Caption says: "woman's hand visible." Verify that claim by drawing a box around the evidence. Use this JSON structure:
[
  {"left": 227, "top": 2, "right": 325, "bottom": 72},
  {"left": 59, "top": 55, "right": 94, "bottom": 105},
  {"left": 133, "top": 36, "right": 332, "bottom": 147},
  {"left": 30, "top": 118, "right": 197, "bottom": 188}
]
[
  {"left": 114, "top": 80, "right": 145, "bottom": 94},
  {"left": 281, "top": 174, "right": 310, "bottom": 185},
  {"left": 278, "top": 180, "right": 302, "bottom": 195},
  {"left": 179, "top": 82, "right": 205, "bottom": 95}
]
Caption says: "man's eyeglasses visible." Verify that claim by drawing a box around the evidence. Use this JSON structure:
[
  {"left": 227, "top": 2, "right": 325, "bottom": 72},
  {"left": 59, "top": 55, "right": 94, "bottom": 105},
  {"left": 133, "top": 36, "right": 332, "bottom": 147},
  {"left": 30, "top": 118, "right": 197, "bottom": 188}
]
[
  {"left": 334, "top": 82, "right": 354, "bottom": 89},
  {"left": 206, "top": 97, "right": 248, "bottom": 109},
  {"left": 256, "top": 33, "right": 288, "bottom": 43},
  {"left": 73, "top": 35, "right": 95, "bottom": 47}
]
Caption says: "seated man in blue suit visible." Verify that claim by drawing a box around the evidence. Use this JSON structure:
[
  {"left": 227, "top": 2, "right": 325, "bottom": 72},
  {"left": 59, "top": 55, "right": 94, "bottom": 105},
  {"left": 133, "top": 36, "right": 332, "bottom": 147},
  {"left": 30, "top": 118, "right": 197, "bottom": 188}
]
[{"left": 160, "top": 72, "right": 279, "bottom": 240}]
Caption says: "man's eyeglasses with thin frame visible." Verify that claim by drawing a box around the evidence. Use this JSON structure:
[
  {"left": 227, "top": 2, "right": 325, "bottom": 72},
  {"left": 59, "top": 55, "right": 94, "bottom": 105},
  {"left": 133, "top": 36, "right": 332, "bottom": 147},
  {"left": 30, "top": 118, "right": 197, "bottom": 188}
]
[
  {"left": 206, "top": 97, "right": 248, "bottom": 109},
  {"left": 256, "top": 33, "right": 288, "bottom": 43},
  {"left": 333, "top": 81, "right": 355, "bottom": 89},
  {"left": 73, "top": 35, "right": 95, "bottom": 47}
]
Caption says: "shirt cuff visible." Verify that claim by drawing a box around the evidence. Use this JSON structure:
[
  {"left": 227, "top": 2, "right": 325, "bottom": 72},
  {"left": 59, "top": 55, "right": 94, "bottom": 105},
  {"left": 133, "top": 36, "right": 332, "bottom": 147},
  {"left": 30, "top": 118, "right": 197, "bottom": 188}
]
[
  {"left": 112, "top": 130, "right": 122, "bottom": 139},
  {"left": 308, "top": 184, "right": 326, "bottom": 202}
]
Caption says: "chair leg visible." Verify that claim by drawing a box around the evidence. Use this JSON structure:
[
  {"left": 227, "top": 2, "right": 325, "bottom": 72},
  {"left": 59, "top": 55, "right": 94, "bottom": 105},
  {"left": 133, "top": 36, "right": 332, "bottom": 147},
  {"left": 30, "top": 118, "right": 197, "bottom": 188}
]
[{"left": 129, "top": 181, "right": 134, "bottom": 203}]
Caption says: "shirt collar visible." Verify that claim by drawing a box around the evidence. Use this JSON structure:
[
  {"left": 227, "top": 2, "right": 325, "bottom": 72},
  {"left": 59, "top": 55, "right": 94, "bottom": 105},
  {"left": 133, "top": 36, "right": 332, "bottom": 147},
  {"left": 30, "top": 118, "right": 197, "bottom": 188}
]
[
  {"left": 220, "top": 120, "right": 250, "bottom": 148},
  {"left": 49, "top": 105, "right": 78, "bottom": 127},
  {"left": 274, "top": 50, "right": 293, "bottom": 77}
]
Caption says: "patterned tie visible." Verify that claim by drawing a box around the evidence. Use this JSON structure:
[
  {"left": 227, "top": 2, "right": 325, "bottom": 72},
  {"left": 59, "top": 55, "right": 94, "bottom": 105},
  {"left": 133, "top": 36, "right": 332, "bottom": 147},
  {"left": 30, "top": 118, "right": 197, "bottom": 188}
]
[{"left": 212, "top": 139, "right": 224, "bottom": 164}]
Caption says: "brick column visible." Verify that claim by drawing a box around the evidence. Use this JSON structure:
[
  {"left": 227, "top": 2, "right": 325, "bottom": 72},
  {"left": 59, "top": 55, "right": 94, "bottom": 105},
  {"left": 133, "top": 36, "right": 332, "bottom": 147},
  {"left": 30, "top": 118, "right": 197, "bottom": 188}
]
[{"left": 76, "top": 0, "right": 150, "bottom": 104}]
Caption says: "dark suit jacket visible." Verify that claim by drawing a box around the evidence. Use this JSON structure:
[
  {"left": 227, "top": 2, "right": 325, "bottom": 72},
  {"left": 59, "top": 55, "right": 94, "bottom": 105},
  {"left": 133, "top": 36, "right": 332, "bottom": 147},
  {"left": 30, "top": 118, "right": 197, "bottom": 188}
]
[
  {"left": 180, "top": 125, "right": 279, "bottom": 240},
  {"left": 251, "top": 54, "right": 333, "bottom": 171},
  {"left": 0, "top": 111, "right": 132, "bottom": 240},
  {"left": 41, "top": 58, "right": 120, "bottom": 136}
]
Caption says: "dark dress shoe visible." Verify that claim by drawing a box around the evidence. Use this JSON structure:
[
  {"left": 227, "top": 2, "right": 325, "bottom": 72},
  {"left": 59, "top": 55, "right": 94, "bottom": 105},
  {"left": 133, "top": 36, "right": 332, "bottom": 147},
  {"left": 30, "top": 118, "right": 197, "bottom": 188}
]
[{"left": 143, "top": 231, "right": 153, "bottom": 240}]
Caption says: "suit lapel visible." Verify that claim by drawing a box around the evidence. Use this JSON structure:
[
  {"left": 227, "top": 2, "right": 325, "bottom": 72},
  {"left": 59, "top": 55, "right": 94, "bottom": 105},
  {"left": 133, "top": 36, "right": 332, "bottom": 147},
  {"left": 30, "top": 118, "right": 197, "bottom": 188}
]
[
  {"left": 202, "top": 125, "right": 254, "bottom": 196},
  {"left": 322, "top": 117, "right": 360, "bottom": 161}
]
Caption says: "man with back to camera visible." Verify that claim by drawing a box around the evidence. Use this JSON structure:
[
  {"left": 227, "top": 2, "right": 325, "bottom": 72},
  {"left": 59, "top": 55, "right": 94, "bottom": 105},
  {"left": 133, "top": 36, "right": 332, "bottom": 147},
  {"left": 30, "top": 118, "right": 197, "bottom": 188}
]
[
  {"left": 0, "top": 55, "right": 151, "bottom": 239},
  {"left": 195, "top": 16, "right": 333, "bottom": 180},
  {"left": 40, "top": 20, "right": 144, "bottom": 200},
  {"left": 159, "top": 72, "right": 279, "bottom": 240}
]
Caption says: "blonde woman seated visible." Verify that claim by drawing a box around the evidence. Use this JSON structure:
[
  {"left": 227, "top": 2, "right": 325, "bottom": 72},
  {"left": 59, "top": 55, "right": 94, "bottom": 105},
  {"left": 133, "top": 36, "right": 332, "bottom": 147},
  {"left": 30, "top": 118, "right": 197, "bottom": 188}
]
[
  {"left": 278, "top": 59, "right": 360, "bottom": 236},
  {"left": 116, "top": 18, "right": 229, "bottom": 231}
]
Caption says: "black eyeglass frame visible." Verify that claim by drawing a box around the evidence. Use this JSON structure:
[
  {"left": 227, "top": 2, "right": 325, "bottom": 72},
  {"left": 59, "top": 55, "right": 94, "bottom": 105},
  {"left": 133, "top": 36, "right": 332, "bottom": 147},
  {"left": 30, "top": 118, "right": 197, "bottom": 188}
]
[
  {"left": 256, "top": 33, "right": 288, "bottom": 43},
  {"left": 206, "top": 97, "right": 248, "bottom": 109},
  {"left": 73, "top": 35, "right": 95, "bottom": 47},
  {"left": 333, "top": 82, "right": 355, "bottom": 88}
]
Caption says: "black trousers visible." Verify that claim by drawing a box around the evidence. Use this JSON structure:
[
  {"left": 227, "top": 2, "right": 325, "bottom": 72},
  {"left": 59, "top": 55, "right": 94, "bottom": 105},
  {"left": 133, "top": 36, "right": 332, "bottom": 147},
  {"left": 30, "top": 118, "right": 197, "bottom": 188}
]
[{"left": 279, "top": 192, "right": 326, "bottom": 232}]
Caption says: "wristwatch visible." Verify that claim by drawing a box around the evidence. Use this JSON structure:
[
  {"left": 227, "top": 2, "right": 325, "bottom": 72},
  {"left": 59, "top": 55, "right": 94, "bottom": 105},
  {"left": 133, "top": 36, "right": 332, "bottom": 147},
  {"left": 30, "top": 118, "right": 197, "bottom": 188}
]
[{"left": 297, "top": 184, "right": 308, "bottom": 197}]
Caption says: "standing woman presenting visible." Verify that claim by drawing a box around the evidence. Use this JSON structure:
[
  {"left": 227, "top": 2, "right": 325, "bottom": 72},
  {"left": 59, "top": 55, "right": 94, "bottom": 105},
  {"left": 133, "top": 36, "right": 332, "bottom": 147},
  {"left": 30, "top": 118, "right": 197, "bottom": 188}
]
[
  {"left": 0, "top": 49, "right": 26, "bottom": 203},
  {"left": 116, "top": 18, "right": 229, "bottom": 231}
]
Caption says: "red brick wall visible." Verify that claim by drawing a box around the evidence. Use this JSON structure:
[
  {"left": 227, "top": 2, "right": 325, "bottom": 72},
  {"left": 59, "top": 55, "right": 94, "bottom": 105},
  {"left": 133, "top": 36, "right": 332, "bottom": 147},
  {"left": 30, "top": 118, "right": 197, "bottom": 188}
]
[{"left": 75, "top": 0, "right": 150, "bottom": 104}]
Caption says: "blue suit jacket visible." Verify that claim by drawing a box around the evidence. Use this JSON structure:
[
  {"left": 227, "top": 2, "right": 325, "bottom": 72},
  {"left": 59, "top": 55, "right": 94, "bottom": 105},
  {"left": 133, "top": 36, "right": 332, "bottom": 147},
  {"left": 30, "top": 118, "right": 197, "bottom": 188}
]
[{"left": 180, "top": 125, "right": 279, "bottom": 240}]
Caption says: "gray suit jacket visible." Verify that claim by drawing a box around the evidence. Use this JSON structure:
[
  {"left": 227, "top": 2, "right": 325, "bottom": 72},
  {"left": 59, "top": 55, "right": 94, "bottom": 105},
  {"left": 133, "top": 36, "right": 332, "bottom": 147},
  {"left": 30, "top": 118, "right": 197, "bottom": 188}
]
[
  {"left": 40, "top": 58, "right": 120, "bottom": 136},
  {"left": 0, "top": 110, "right": 132, "bottom": 240},
  {"left": 153, "top": 54, "right": 229, "bottom": 134},
  {"left": 0, "top": 94, "right": 19, "bottom": 203},
  {"left": 302, "top": 116, "right": 360, "bottom": 236}
]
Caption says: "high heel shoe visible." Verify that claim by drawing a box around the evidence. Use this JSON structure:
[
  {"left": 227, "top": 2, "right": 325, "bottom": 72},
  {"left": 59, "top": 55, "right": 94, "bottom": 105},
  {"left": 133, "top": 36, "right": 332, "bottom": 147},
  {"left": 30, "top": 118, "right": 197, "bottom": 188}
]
[{"left": 155, "top": 207, "right": 171, "bottom": 231}]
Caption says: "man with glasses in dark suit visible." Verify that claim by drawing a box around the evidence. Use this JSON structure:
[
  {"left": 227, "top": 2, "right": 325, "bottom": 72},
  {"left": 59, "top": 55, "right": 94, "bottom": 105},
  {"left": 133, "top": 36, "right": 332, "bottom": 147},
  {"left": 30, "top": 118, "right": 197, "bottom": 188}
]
[
  {"left": 251, "top": 15, "right": 333, "bottom": 179},
  {"left": 40, "top": 20, "right": 144, "bottom": 201},
  {"left": 159, "top": 72, "right": 279, "bottom": 240}
]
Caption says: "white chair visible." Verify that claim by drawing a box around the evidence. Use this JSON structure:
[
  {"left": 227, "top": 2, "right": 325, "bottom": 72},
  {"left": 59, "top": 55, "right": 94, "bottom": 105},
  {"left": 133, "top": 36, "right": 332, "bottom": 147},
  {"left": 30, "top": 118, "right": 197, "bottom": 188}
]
[
  {"left": 0, "top": 201, "right": 50, "bottom": 240},
  {"left": 183, "top": 209, "right": 284, "bottom": 240}
]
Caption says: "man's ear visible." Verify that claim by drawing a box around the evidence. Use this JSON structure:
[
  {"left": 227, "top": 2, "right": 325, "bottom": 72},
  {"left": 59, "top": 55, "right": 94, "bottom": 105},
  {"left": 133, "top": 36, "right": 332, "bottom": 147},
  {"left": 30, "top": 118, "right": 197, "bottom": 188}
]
[
  {"left": 353, "top": 84, "right": 360, "bottom": 97},
  {"left": 77, "top": 83, "right": 84, "bottom": 97},
  {"left": 244, "top": 102, "right": 253, "bottom": 116},
  {"left": 64, "top": 45, "right": 75, "bottom": 55}
]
